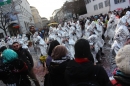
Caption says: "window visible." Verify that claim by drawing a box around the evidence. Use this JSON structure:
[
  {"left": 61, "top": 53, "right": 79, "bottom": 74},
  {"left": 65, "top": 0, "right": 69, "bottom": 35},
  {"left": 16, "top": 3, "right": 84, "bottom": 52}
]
[
  {"left": 104, "top": 0, "right": 109, "bottom": 7},
  {"left": 0, "top": 33, "right": 4, "bottom": 39},
  {"left": 94, "top": 5, "right": 98, "bottom": 10},
  {"left": 84, "top": 0, "right": 91, "bottom": 4},
  {"left": 99, "top": 2, "right": 103, "bottom": 9},
  {"left": 114, "top": 0, "right": 125, "bottom": 4}
]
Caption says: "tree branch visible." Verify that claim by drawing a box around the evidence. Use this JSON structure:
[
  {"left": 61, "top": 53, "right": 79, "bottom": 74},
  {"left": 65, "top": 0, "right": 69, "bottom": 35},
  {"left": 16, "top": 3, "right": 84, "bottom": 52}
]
[{"left": 0, "top": 8, "right": 5, "bottom": 29}]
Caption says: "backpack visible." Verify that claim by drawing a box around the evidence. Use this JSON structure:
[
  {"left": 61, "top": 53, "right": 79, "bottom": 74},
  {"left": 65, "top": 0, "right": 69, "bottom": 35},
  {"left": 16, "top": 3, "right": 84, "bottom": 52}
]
[{"left": 70, "top": 66, "right": 100, "bottom": 86}]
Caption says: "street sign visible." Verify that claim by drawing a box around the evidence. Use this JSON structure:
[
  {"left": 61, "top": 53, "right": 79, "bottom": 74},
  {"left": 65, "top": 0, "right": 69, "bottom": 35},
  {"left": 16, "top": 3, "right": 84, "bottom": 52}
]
[{"left": 0, "top": 0, "right": 11, "bottom": 6}]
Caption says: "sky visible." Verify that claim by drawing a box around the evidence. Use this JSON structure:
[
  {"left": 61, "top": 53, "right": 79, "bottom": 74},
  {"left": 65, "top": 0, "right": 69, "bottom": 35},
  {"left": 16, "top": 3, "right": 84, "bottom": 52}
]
[{"left": 27, "top": 0, "right": 66, "bottom": 20}]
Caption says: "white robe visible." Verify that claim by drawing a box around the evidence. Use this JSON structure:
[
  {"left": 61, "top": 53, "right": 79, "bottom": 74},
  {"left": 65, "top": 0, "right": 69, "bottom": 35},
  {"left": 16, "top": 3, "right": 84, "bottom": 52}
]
[
  {"left": 49, "top": 27, "right": 57, "bottom": 40},
  {"left": 88, "top": 35, "right": 99, "bottom": 64},
  {"left": 35, "top": 36, "right": 47, "bottom": 56},
  {"left": 111, "top": 40, "right": 123, "bottom": 55},
  {"left": 75, "top": 23, "right": 82, "bottom": 39}
]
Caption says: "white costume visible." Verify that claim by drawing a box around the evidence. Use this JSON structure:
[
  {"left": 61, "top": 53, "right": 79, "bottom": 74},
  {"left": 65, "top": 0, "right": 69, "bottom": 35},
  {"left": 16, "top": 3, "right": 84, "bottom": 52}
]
[
  {"left": 7, "top": 37, "right": 13, "bottom": 48},
  {"left": 75, "top": 21, "right": 82, "bottom": 39},
  {"left": 85, "top": 20, "right": 90, "bottom": 29},
  {"left": 33, "top": 32, "right": 47, "bottom": 56},
  {"left": 112, "top": 18, "right": 129, "bottom": 55},
  {"left": 49, "top": 27, "right": 57, "bottom": 40},
  {"left": 0, "top": 40, "right": 7, "bottom": 47},
  {"left": 88, "top": 34, "right": 99, "bottom": 64},
  {"left": 104, "top": 14, "right": 117, "bottom": 44},
  {"left": 125, "top": 11, "right": 130, "bottom": 25}
]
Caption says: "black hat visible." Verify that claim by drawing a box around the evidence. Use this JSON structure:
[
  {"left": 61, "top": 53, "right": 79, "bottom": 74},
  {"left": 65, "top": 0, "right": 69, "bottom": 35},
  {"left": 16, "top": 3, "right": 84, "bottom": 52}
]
[
  {"left": 47, "top": 40, "right": 60, "bottom": 56},
  {"left": 0, "top": 46, "right": 7, "bottom": 52},
  {"left": 74, "top": 39, "right": 94, "bottom": 63}
]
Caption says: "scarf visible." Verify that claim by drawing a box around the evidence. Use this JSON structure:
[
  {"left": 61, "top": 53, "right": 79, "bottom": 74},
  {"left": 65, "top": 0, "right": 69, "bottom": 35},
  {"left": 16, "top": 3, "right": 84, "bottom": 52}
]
[
  {"left": 75, "top": 58, "right": 89, "bottom": 64},
  {"left": 52, "top": 56, "right": 70, "bottom": 64},
  {"left": 113, "top": 68, "right": 130, "bottom": 85}
]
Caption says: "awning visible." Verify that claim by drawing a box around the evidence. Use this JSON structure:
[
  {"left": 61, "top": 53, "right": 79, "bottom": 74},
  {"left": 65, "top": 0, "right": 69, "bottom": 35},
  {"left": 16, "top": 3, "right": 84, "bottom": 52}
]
[{"left": 12, "top": 24, "right": 20, "bottom": 29}]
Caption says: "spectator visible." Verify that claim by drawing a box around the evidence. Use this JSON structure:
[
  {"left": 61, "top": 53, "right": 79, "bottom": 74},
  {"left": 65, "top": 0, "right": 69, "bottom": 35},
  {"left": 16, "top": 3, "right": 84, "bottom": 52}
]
[
  {"left": 111, "top": 45, "right": 130, "bottom": 86},
  {"left": 44, "top": 40, "right": 60, "bottom": 86},
  {"left": 46, "top": 40, "right": 60, "bottom": 67},
  {"left": 12, "top": 42, "right": 40, "bottom": 86},
  {"left": 65, "top": 39, "right": 112, "bottom": 86},
  {"left": 45, "top": 45, "right": 70, "bottom": 86},
  {"left": 0, "top": 49, "right": 30, "bottom": 86}
]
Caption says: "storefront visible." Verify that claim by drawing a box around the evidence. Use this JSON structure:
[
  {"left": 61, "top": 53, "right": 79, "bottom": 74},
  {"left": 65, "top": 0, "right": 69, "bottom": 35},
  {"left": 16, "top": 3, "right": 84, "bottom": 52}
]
[{"left": 8, "top": 23, "right": 20, "bottom": 36}]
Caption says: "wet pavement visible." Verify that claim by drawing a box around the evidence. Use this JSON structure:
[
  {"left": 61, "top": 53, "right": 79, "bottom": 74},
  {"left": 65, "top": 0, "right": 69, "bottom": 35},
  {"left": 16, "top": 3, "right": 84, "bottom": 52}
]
[{"left": 101, "top": 44, "right": 117, "bottom": 77}]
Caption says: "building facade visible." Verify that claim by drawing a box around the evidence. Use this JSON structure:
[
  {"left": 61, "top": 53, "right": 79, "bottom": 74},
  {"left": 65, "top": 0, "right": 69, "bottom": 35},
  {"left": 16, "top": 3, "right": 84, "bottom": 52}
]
[
  {"left": 83, "top": 0, "right": 110, "bottom": 17},
  {"left": 0, "top": 0, "right": 35, "bottom": 38},
  {"left": 57, "top": 7, "right": 64, "bottom": 23},
  {"left": 82, "top": 0, "right": 130, "bottom": 17},
  {"left": 13, "top": 0, "right": 34, "bottom": 34},
  {"left": 110, "top": 0, "right": 130, "bottom": 11},
  {"left": 41, "top": 17, "right": 49, "bottom": 27},
  {"left": 30, "top": 6, "right": 43, "bottom": 29},
  {"left": 52, "top": 9, "right": 60, "bottom": 22}
]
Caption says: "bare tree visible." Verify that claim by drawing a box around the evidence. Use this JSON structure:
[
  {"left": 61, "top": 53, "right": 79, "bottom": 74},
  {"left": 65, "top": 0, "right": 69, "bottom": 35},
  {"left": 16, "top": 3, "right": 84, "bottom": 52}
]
[
  {"left": 0, "top": 7, "right": 10, "bottom": 36},
  {"left": 0, "top": 0, "right": 22, "bottom": 36}
]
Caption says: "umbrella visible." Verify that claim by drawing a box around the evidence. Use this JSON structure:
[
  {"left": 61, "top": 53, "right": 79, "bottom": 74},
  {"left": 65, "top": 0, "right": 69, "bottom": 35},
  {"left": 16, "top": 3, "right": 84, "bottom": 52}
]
[
  {"left": 116, "top": 8, "right": 123, "bottom": 11},
  {"left": 48, "top": 22, "right": 58, "bottom": 26}
]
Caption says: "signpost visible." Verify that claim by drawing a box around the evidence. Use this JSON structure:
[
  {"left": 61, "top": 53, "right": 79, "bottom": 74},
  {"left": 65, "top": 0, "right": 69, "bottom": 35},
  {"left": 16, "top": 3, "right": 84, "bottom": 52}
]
[{"left": 0, "top": 0, "right": 11, "bottom": 6}]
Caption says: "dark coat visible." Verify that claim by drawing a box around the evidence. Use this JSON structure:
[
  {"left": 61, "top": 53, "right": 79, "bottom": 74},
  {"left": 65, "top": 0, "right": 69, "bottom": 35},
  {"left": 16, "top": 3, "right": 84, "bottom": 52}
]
[
  {"left": 113, "top": 73, "right": 130, "bottom": 86},
  {"left": 44, "top": 60, "right": 69, "bottom": 86},
  {"left": 65, "top": 60, "right": 112, "bottom": 86},
  {"left": 0, "top": 59, "right": 31, "bottom": 86},
  {"left": 14, "top": 47, "right": 34, "bottom": 71}
]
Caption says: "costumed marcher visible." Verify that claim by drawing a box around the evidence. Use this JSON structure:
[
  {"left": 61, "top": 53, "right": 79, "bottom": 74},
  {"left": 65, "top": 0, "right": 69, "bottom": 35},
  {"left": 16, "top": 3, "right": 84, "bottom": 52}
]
[
  {"left": 112, "top": 16, "right": 129, "bottom": 55},
  {"left": 68, "top": 22, "right": 76, "bottom": 57},
  {"left": 48, "top": 26, "right": 57, "bottom": 40},
  {"left": 75, "top": 20, "right": 82, "bottom": 40},
  {"left": 104, "top": 14, "right": 117, "bottom": 44},
  {"left": 0, "top": 39, "right": 7, "bottom": 48},
  {"left": 125, "top": 11, "right": 130, "bottom": 25},
  {"left": 88, "top": 34, "right": 100, "bottom": 64},
  {"left": 33, "top": 32, "right": 47, "bottom": 56},
  {"left": 7, "top": 37, "right": 13, "bottom": 49}
]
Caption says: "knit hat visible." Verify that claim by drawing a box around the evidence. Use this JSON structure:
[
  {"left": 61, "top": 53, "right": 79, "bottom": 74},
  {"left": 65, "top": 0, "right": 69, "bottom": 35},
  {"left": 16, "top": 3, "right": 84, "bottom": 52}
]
[
  {"left": 0, "top": 46, "right": 7, "bottom": 52},
  {"left": 74, "top": 39, "right": 94, "bottom": 63},
  {"left": 115, "top": 45, "right": 130, "bottom": 74},
  {"left": 2, "top": 49, "right": 18, "bottom": 63}
]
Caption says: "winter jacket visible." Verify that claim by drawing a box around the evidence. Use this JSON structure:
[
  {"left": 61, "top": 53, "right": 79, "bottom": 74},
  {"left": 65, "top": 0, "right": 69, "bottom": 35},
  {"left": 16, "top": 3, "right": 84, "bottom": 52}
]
[
  {"left": 44, "top": 60, "right": 69, "bottom": 86},
  {"left": 0, "top": 59, "right": 31, "bottom": 86},
  {"left": 13, "top": 47, "right": 34, "bottom": 70},
  {"left": 65, "top": 60, "right": 112, "bottom": 86}
]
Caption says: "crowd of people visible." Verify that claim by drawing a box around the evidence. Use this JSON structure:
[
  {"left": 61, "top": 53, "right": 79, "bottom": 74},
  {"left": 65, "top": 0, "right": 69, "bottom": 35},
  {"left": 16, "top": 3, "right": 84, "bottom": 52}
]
[{"left": 0, "top": 7, "right": 129, "bottom": 86}]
